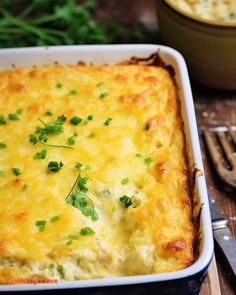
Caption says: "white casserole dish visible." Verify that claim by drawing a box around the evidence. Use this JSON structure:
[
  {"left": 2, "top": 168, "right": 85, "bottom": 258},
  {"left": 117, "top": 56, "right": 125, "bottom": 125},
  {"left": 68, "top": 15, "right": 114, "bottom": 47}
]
[{"left": 0, "top": 44, "right": 213, "bottom": 293}]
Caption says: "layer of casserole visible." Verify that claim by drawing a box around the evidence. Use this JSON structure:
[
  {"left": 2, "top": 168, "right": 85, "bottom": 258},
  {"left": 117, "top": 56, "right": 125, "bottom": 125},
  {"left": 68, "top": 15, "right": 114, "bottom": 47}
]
[{"left": 0, "top": 61, "right": 195, "bottom": 283}]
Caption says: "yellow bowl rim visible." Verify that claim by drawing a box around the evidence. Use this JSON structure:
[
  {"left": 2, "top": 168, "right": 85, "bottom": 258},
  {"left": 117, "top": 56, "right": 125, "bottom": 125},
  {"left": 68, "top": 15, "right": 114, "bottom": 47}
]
[{"left": 163, "top": 0, "right": 236, "bottom": 28}]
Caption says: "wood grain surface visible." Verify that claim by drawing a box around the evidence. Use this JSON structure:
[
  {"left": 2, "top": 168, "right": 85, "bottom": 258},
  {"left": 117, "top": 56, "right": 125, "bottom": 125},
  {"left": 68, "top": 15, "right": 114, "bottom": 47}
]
[{"left": 97, "top": 1, "right": 236, "bottom": 294}]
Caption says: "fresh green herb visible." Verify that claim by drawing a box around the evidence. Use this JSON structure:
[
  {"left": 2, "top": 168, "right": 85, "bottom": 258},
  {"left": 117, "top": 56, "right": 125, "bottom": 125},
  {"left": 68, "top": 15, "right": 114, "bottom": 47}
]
[
  {"left": 100, "top": 92, "right": 108, "bottom": 99},
  {"left": 29, "top": 115, "right": 72, "bottom": 149},
  {"left": 48, "top": 161, "right": 63, "bottom": 172},
  {"left": 23, "top": 184, "right": 29, "bottom": 191},
  {"left": 75, "top": 162, "right": 83, "bottom": 170},
  {"left": 119, "top": 195, "right": 132, "bottom": 208},
  {"left": 76, "top": 259, "right": 80, "bottom": 266},
  {"left": 96, "top": 82, "right": 103, "bottom": 87},
  {"left": 144, "top": 123, "right": 150, "bottom": 131},
  {"left": 57, "top": 265, "right": 65, "bottom": 279},
  {"left": 56, "top": 83, "right": 63, "bottom": 89},
  {"left": 33, "top": 149, "right": 47, "bottom": 160},
  {"left": 35, "top": 220, "right": 46, "bottom": 232},
  {"left": 135, "top": 152, "right": 142, "bottom": 158},
  {"left": 66, "top": 163, "right": 98, "bottom": 221},
  {"left": 8, "top": 113, "right": 19, "bottom": 121},
  {"left": 66, "top": 234, "right": 79, "bottom": 245},
  {"left": 0, "top": 115, "right": 7, "bottom": 125},
  {"left": 16, "top": 108, "right": 23, "bottom": 115},
  {"left": 104, "top": 118, "right": 112, "bottom": 126},
  {"left": 70, "top": 116, "right": 82, "bottom": 126},
  {"left": 0, "top": 143, "right": 7, "bottom": 149},
  {"left": 80, "top": 227, "right": 95, "bottom": 236},
  {"left": 87, "top": 132, "right": 95, "bottom": 138},
  {"left": 45, "top": 110, "right": 53, "bottom": 116},
  {"left": 68, "top": 89, "right": 77, "bottom": 96},
  {"left": 50, "top": 215, "right": 60, "bottom": 223},
  {"left": 144, "top": 157, "right": 153, "bottom": 166},
  {"left": 99, "top": 189, "right": 111, "bottom": 197},
  {"left": 68, "top": 136, "right": 75, "bottom": 146},
  {"left": 12, "top": 167, "right": 21, "bottom": 176},
  {"left": 87, "top": 115, "right": 93, "bottom": 120},
  {"left": 0, "top": 171, "right": 5, "bottom": 177},
  {"left": 121, "top": 178, "right": 129, "bottom": 185}
]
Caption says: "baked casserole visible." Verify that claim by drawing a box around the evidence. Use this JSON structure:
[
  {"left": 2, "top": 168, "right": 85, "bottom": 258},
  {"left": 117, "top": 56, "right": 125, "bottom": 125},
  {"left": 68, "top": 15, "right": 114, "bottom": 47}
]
[{"left": 0, "top": 55, "right": 196, "bottom": 283}]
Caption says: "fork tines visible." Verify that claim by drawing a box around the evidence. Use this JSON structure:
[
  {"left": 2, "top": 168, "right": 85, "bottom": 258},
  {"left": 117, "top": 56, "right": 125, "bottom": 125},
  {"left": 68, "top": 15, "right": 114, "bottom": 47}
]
[{"left": 203, "top": 126, "right": 236, "bottom": 189}]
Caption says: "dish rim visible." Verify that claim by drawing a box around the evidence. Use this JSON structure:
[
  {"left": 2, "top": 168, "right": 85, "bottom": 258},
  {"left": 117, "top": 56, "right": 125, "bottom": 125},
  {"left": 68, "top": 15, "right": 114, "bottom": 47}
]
[
  {"left": 0, "top": 44, "right": 214, "bottom": 292},
  {"left": 162, "top": 0, "right": 236, "bottom": 28}
]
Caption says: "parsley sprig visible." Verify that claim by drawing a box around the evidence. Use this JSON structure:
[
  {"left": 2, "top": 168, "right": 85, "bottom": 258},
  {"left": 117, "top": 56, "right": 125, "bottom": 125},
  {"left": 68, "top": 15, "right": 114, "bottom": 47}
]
[
  {"left": 29, "top": 115, "right": 73, "bottom": 149},
  {"left": 66, "top": 163, "right": 98, "bottom": 221}
]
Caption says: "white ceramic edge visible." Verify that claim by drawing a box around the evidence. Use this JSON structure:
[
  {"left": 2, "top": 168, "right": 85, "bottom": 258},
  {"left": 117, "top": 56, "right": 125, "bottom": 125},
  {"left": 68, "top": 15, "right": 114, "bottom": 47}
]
[{"left": 0, "top": 44, "right": 214, "bottom": 292}]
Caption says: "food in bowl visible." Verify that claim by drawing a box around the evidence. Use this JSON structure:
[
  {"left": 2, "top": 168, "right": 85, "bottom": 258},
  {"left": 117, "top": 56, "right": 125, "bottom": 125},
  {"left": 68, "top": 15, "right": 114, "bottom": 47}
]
[
  {"left": 167, "top": 0, "right": 236, "bottom": 22},
  {"left": 0, "top": 54, "right": 197, "bottom": 283}
]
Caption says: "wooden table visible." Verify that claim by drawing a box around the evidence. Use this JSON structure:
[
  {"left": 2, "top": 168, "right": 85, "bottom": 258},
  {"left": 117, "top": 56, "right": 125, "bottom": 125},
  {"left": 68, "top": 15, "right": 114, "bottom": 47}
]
[{"left": 99, "top": 0, "right": 236, "bottom": 294}]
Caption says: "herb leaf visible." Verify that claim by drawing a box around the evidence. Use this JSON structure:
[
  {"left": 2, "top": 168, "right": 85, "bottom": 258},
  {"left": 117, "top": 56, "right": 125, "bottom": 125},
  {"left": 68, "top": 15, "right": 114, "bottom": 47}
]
[
  {"left": 35, "top": 220, "right": 46, "bottom": 232},
  {"left": 8, "top": 113, "right": 19, "bottom": 121},
  {"left": 0, "top": 143, "right": 7, "bottom": 149},
  {"left": 119, "top": 195, "right": 132, "bottom": 208},
  {"left": 70, "top": 116, "right": 82, "bottom": 126},
  {"left": 80, "top": 227, "right": 95, "bottom": 236},
  {"left": 48, "top": 161, "right": 63, "bottom": 172},
  {"left": 50, "top": 215, "right": 60, "bottom": 223},
  {"left": 144, "top": 157, "right": 153, "bottom": 166},
  {"left": 121, "top": 178, "right": 129, "bottom": 185},
  {"left": 12, "top": 167, "right": 21, "bottom": 176},
  {"left": 33, "top": 149, "right": 47, "bottom": 160},
  {"left": 0, "top": 115, "right": 7, "bottom": 125},
  {"left": 104, "top": 118, "right": 112, "bottom": 126}
]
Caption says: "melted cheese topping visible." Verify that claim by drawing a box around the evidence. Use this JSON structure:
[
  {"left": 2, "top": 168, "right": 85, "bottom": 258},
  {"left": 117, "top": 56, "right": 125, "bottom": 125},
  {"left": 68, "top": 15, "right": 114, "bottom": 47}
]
[
  {"left": 168, "top": 0, "right": 236, "bottom": 22},
  {"left": 0, "top": 64, "right": 195, "bottom": 283}
]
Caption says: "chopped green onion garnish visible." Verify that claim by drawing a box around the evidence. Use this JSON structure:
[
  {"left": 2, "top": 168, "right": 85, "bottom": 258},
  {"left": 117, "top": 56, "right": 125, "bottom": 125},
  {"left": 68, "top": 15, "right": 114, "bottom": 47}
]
[
  {"left": 0, "top": 115, "right": 7, "bottom": 125},
  {"left": 104, "top": 118, "right": 112, "bottom": 126},
  {"left": 33, "top": 149, "right": 47, "bottom": 160},
  {"left": 50, "top": 215, "right": 60, "bottom": 223},
  {"left": 45, "top": 110, "right": 53, "bottom": 116},
  {"left": 87, "top": 132, "right": 95, "bottom": 138},
  {"left": 8, "top": 113, "right": 19, "bottom": 121},
  {"left": 144, "top": 157, "right": 153, "bottom": 166},
  {"left": 70, "top": 116, "right": 82, "bottom": 126},
  {"left": 16, "top": 108, "right": 23, "bottom": 115},
  {"left": 48, "top": 161, "right": 63, "bottom": 172},
  {"left": 0, "top": 143, "right": 6, "bottom": 149},
  {"left": 68, "top": 89, "right": 77, "bottom": 96},
  {"left": 119, "top": 195, "right": 132, "bottom": 208},
  {"left": 135, "top": 152, "right": 142, "bottom": 158},
  {"left": 23, "top": 184, "right": 29, "bottom": 191},
  {"left": 68, "top": 136, "right": 75, "bottom": 146},
  {"left": 87, "top": 115, "right": 93, "bottom": 120},
  {"left": 35, "top": 220, "right": 46, "bottom": 232},
  {"left": 121, "top": 178, "right": 129, "bottom": 185},
  {"left": 80, "top": 227, "right": 95, "bottom": 236},
  {"left": 12, "top": 167, "right": 21, "bottom": 176},
  {"left": 56, "top": 83, "right": 63, "bottom": 89},
  {"left": 100, "top": 92, "right": 108, "bottom": 99}
]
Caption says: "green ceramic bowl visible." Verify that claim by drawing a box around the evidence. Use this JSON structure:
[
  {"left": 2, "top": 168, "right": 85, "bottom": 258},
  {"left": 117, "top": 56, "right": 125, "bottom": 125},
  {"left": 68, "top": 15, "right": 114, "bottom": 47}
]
[{"left": 156, "top": 0, "right": 236, "bottom": 90}]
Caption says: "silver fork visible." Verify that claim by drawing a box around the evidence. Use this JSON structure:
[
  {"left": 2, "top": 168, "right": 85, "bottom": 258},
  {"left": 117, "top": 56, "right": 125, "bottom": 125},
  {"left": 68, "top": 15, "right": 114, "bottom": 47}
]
[{"left": 203, "top": 126, "right": 236, "bottom": 189}]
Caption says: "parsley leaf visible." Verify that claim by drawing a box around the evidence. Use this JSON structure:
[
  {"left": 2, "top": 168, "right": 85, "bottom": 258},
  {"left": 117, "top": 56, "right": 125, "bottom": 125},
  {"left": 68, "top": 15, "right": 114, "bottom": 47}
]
[
  {"left": 45, "top": 110, "right": 53, "bottom": 116},
  {"left": 70, "top": 116, "right": 82, "bottom": 126},
  {"left": 12, "top": 167, "right": 21, "bottom": 176},
  {"left": 68, "top": 89, "right": 77, "bottom": 96},
  {"left": 56, "top": 83, "right": 63, "bottom": 89},
  {"left": 0, "top": 143, "right": 7, "bottom": 149},
  {"left": 80, "top": 227, "right": 95, "bottom": 236},
  {"left": 144, "top": 157, "right": 153, "bottom": 166},
  {"left": 104, "top": 118, "right": 112, "bottom": 126},
  {"left": 8, "top": 113, "right": 19, "bottom": 121},
  {"left": 57, "top": 265, "right": 65, "bottom": 279},
  {"left": 121, "top": 178, "right": 129, "bottom": 185},
  {"left": 50, "top": 215, "right": 60, "bottom": 223},
  {"left": 87, "top": 132, "right": 95, "bottom": 138},
  {"left": 77, "top": 176, "right": 89, "bottom": 193},
  {"left": 35, "top": 220, "right": 46, "bottom": 232},
  {"left": 48, "top": 161, "right": 63, "bottom": 172},
  {"left": 119, "top": 195, "right": 132, "bottom": 208},
  {"left": 23, "top": 184, "right": 29, "bottom": 191},
  {"left": 33, "top": 149, "right": 47, "bottom": 160},
  {"left": 68, "top": 136, "right": 75, "bottom": 146},
  {"left": 0, "top": 115, "right": 7, "bottom": 125},
  {"left": 100, "top": 92, "right": 108, "bottom": 99}
]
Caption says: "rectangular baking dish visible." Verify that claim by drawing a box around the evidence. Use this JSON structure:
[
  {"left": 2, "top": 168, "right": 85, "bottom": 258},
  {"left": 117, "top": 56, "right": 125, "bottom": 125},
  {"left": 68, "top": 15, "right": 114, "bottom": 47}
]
[{"left": 0, "top": 44, "right": 214, "bottom": 294}]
